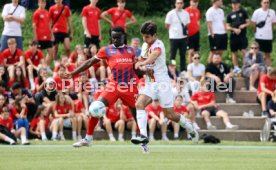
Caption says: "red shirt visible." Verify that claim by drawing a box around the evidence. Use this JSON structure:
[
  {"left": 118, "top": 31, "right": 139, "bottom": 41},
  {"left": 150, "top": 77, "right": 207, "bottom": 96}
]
[
  {"left": 33, "top": 9, "right": 52, "bottom": 41},
  {"left": 55, "top": 104, "right": 72, "bottom": 115},
  {"left": 174, "top": 104, "right": 188, "bottom": 114},
  {"left": 191, "top": 92, "right": 215, "bottom": 106},
  {"left": 146, "top": 103, "right": 163, "bottom": 119},
  {"left": 30, "top": 117, "right": 50, "bottom": 130},
  {"left": 0, "top": 117, "right": 14, "bottom": 131},
  {"left": 9, "top": 78, "right": 30, "bottom": 89},
  {"left": 107, "top": 7, "right": 132, "bottom": 31},
  {"left": 25, "top": 49, "right": 44, "bottom": 67},
  {"left": 106, "top": 105, "right": 120, "bottom": 123},
  {"left": 74, "top": 100, "right": 84, "bottom": 114},
  {"left": 81, "top": 5, "right": 101, "bottom": 36},
  {"left": 94, "top": 90, "right": 102, "bottom": 100},
  {"left": 49, "top": 5, "right": 71, "bottom": 33},
  {"left": 96, "top": 45, "right": 138, "bottom": 85},
  {"left": 123, "top": 106, "right": 133, "bottom": 120},
  {"left": 257, "top": 74, "right": 276, "bottom": 95},
  {"left": 0, "top": 106, "right": 18, "bottom": 121},
  {"left": 0, "top": 53, "right": 4, "bottom": 65},
  {"left": 69, "top": 52, "right": 77, "bottom": 63},
  {"left": 2, "top": 48, "right": 23, "bottom": 65},
  {"left": 185, "top": 7, "right": 201, "bottom": 37}
]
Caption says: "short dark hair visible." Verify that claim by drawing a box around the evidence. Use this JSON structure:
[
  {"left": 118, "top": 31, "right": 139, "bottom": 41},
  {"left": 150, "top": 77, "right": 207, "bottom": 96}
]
[
  {"left": 0, "top": 80, "right": 6, "bottom": 87},
  {"left": 12, "top": 82, "right": 21, "bottom": 90},
  {"left": 111, "top": 26, "right": 125, "bottom": 34},
  {"left": 140, "top": 21, "right": 157, "bottom": 36}
]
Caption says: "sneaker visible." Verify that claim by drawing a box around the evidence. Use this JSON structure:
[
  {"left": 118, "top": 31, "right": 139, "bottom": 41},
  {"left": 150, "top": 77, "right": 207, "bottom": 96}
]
[
  {"left": 193, "top": 122, "right": 200, "bottom": 130},
  {"left": 226, "top": 97, "right": 236, "bottom": 104},
  {"left": 140, "top": 143, "right": 149, "bottom": 154},
  {"left": 188, "top": 130, "right": 199, "bottom": 143},
  {"left": 233, "top": 67, "right": 241, "bottom": 76},
  {"left": 72, "top": 135, "right": 77, "bottom": 141},
  {"left": 162, "top": 136, "right": 169, "bottom": 141},
  {"left": 248, "top": 110, "right": 255, "bottom": 117},
  {"left": 72, "top": 138, "right": 91, "bottom": 147},
  {"left": 226, "top": 125, "right": 239, "bottom": 130},
  {"left": 131, "top": 135, "right": 149, "bottom": 145},
  {"left": 22, "top": 141, "right": 30, "bottom": 145},
  {"left": 77, "top": 135, "right": 82, "bottom": 141},
  {"left": 261, "top": 111, "right": 269, "bottom": 118},
  {"left": 149, "top": 136, "right": 155, "bottom": 141},
  {"left": 207, "top": 125, "right": 217, "bottom": 130},
  {"left": 109, "top": 136, "right": 116, "bottom": 142},
  {"left": 118, "top": 137, "right": 125, "bottom": 142},
  {"left": 60, "top": 134, "right": 66, "bottom": 141},
  {"left": 10, "top": 141, "right": 16, "bottom": 145},
  {"left": 243, "top": 112, "right": 249, "bottom": 117}
]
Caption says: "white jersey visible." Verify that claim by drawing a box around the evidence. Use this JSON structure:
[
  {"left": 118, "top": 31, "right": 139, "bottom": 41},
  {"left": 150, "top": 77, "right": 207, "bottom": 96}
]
[{"left": 141, "top": 39, "right": 170, "bottom": 82}]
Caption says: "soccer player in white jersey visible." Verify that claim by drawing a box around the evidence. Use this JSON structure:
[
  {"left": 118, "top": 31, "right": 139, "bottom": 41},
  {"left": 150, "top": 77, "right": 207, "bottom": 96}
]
[{"left": 131, "top": 21, "right": 199, "bottom": 150}]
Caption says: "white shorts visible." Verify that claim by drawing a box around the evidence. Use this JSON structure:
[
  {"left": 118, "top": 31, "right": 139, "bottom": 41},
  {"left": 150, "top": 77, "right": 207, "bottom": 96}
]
[
  {"left": 139, "top": 82, "right": 174, "bottom": 108},
  {"left": 63, "top": 118, "right": 72, "bottom": 128}
]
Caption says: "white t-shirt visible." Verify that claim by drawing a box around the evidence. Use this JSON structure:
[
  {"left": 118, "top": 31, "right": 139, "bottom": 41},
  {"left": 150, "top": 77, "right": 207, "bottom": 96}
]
[
  {"left": 187, "top": 63, "right": 205, "bottom": 78},
  {"left": 1, "top": 3, "right": 25, "bottom": 36},
  {"left": 172, "top": 87, "right": 190, "bottom": 105},
  {"left": 206, "top": 7, "right": 226, "bottom": 35},
  {"left": 142, "top": 39, "right": 170, "bottom": 82},
  {"left": 252, "top": 8, "right": 276, "bottom": 40},
  {"left": 165, "top": 9, "right": 190, "bottom": 39}
]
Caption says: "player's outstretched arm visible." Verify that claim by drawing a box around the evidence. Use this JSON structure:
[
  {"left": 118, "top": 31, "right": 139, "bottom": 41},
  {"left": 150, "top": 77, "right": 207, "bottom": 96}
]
[{"left": 64, "top": 57, "right": 100, "bottom": 78}]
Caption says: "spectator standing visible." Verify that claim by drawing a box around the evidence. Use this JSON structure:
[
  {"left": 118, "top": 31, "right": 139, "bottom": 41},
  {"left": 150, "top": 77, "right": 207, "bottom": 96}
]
[
  {"left": 165, "top": 0, "right": 190, "bottom": 71},
  {"left": 226, "top": 0, "right": 250, "bottom": 75},
  {"left": 49, "top": 0, "right": 73, "bottom": 61},
  {"left": 1, "top": 0, "right": 25, "bottom": 51},
  {"left": 82, "top": 0, "right": 102, "bottom": 49},
  {"left": 206, "top": 0, "right": 227, "bottom": 63},
  {"left": 185, "top": 0, "right": 201, "bottom": 63},
  {"left": 101, "top": 0, "right": 137, "bottom": 33},
  {"left": 252, "top": 0, "right": 276, "bottom": 66},
  {"left": 242, "top": 42, "right": 265, "bottom": 91},
  {"left": 33, "top": 0, "right": 54, "bottom": 66}
]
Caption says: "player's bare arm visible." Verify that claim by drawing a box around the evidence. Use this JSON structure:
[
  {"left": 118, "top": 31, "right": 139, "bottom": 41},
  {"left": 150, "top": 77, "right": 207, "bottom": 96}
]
[{"left": 135, "top": 50, "right": 161, "bottom": 69}]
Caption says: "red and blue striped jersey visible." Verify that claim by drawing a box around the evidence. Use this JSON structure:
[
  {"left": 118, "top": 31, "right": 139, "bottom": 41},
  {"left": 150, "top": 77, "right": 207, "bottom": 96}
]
[{"left": 96, "top": 45, "right": 138, "bottom": 85}]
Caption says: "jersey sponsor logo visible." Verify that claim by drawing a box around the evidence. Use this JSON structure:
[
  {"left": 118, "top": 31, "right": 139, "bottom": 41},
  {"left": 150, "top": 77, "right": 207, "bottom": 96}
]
[
  {"left": 231, "top": 14, "right": 237, "bottom": 19},
  {"left": 116, "top": 58, "right": 133, "bottom": 63},
  {"left": 40, "top": 14, "right": 45, "bottom": 19}
]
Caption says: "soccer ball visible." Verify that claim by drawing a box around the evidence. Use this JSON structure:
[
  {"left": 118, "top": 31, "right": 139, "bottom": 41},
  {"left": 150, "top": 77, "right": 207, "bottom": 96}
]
[{"left": 89, "top": 101, "right": 106, "bottom": 118}]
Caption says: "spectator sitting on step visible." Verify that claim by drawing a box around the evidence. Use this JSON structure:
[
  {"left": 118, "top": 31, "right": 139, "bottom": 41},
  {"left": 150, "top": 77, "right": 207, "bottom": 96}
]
[
  {"left": 8, "top": 66, "right": 30, "bottom": 90},
  {"left": 267, "top": 90, "right": 276, "bottom": 118},
  {"left": 146, "top": 99, "right": 169, "bottom": 141},
  {"left": 206, "top": 53, "right": 236, "bottom": 104},
  {"left": 73, "top": 99, "right": 87, "bottom": 141},
  {"left": 186, "top": 52, "right": 205, "bottom": 94},
  {"left": 172, "top": 77, "right": 190, "bottom": 105},
  {"left": 130, "top": 37, "right": 142, "bottom": 58},
  {"left": 191, "top": 80, "right": 239, "bottom": 130},
  {"left": 242, "top": 42, "right": 265, "bottom": 91},
  {"left": 122, "top": 104, "right": 137, "bottom": 139},
  {"left": 168, "top": 60, "right": 180, "bottom": 85},
  {"left": 103, "top": 99, "right": 125, "bottom": 142},
  {"left": 257, "top": 67, "right": 276, "bottom": 117},
  {"left": 34, "top": 67, "right": 49, "bottom": 94}
]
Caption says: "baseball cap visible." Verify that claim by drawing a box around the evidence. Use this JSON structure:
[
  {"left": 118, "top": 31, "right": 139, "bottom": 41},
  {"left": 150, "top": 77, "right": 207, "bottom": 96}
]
[
  {"left": 45, "top": 77, "right": 55, "bottom": 84},
  {"left": 231, "top": 0, "right": 240, "bottom": 3},
  {"left": 169, "top": 60, "right": 177, "bottom": 66}
]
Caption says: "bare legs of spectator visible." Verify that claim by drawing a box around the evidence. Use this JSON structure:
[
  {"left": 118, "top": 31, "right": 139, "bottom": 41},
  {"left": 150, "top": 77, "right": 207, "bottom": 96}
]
[
  {"left": 172, "top": 122, "right": 180, "bottom": 139},
  {"left": 54, "top": 38, "right": 70, "bottom": 61},
  {"left": 232, "top": 49, "right": 246, "bottom": 69},
  {"left": 36, "top": 119, "right": 48, "bottom": 140},
  {"left": 103, "top": 118, "right": 115, "bottom": 141},
  {"left": 148, "top": 119, "right": 168, "bottom": 141},
  {"left": 115, "top": 120, "right": 125, "bottom": 141},
  {"left": 50, "top": 119, "right": 59, "bottom": 140},
  {"left": 46, "top": 47, "right": 54, "bottom": 66},
  {"left": 258, "top": 92, "right": 268, "bottom": 112},
  {"left": 188, "top": 49, "right": 195, "bottom": 64},
  {"left": 7, "top": 65, "right": 15, "bottom": 79},
  {"left": 78, "top": 93, "right": 89, "bottom": 116},
  {"left": 264, "top": 53, "right": 271, "bottom": 66},
  {"left": 0, "top": 133, "right": 15, "bottom": 144},
  {"left": 14, "top": 127, "right": 29, "bottom": 144},
  {"left": 126, "top": 120, "right": 137, "bottom": 138},
  {"left": 27, "top": 65, "right": 38, "bottom": 91},
  {"left": 89, "top": 66, "right": 106, "bottom": 82},
  {"left": 76, "top": 114, "right": 88, "bottom": 140},
  {"left": 249, "top": 69, "right": 260, "bottom": 91}
]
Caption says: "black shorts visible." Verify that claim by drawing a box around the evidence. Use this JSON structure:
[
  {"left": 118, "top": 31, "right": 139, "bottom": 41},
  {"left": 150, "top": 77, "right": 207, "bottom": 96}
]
[
  {"left": 209, "top": 34, "right": 228, "bottom": 51},
  {"left": 188, "top": 32, "right": 200, "bottom": 51},
  {"left": 54, "top": 32, "right": 69, "bottom": 45},
  {"left": 84, "top": 36, "right": 100, "bottom": 49},
  {"left": 230, "top": 34, "right": 248, "bottom": 52},
  {"left": 38, "top": 40, "right": 53, "bottom": 50},
  {"left": 200, "top": 107, "right": 219, "bottom": 117},
  {"left": 255, "top": 39, "right": 272, "bottom": 53}
]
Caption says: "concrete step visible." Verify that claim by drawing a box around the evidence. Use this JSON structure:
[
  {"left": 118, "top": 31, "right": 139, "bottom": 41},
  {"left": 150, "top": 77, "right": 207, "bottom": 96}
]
[
  {"left": 235, "top": 77, "right": 247, "bottom": 90},
  {"left": 196, "top": 117, "right": 266, "bottom": 130},
  {"left": 217, "top": 103, "right": 261, "bottom": 116},
  {"left": 198, "top": 130, "right": 261, "bottom": 141},
  {"left": 215, "top": 91, "right": 257, "bottom": 103}
]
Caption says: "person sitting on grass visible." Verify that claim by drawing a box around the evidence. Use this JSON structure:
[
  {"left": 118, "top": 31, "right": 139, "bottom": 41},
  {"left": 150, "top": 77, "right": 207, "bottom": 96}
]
[
  {"left": 191, "top": 80, "right": 239, "bottom": 130},
  {"left": 257, "top": 67, "right": 276, "bottom": 117},
  {"left": 52, "top": 92, "right": 76, "bottom": 141},
  {"left": 29, "top": 105, "right": 50, "bottom": 141},
  {"left": 242, "top": 42, "right": 265, "bottom": 91},
  {"left": 0, "top": 107, "right": 29, "bottom": 145},
  {"left": 146, "top": 99, "right": 169, "bottom": 141},
  {"left": 103, "top": 99, "right": 125, "bottom": 142}
]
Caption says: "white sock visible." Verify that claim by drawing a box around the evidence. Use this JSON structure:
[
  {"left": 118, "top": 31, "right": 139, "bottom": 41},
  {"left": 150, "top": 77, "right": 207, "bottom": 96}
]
[
  {"left": 131, "top": 132, "right": 136, "bottom": 137},
  {"left": 72, "top": 131, "right": 77, "bottom": 138},
  {"left": 226, "top": 122, "right": 233, "bottom": 128},
  {"left": 30, "top": 79, "right": 35, "bottom": 90},
  {"left": 108, "top": 133, "right": 114, "bottom": 139},
  {"left": 137, "top": 110, "right": 148, "bottom": 137},
  {"left": 4, "top": 136, "right": 15, "bottom": 144},
  {"left": 52, "top": 132, "right": 57, "bottom": 139},
  {"left": 85, "top": 135, "right": 93, "bottom": 141},
  {"left": 59, "top": 131, "right": 64, "bottom": 136},
  {"left": 178, "top": 115, "right": 193, "bottom": 132},
  {"left": 41, "top": 132, "right": 47, "bottom": 140},
  {"left": 21, "top": 135, "right": 27, "bottom": 144},
  {"left": 207, "top": 122, "right": 212, "bottom": 127},
  {"left": 149, "top": 132, "right": 154, "bottom": 138},
  {"left": 162, "top": 133, "right": 167, "bottom": 138},
  {"left": 174, "top": 133, "right": 179, "bottom": 139},
  {"left": 118, "top": 133, "right": 123, "bottom": 139}
]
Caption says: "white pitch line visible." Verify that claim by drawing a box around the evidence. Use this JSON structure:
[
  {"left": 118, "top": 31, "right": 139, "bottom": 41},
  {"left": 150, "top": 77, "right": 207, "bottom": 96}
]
[{"left": 0, "top": 145, "right": 276, "bottom": 149}]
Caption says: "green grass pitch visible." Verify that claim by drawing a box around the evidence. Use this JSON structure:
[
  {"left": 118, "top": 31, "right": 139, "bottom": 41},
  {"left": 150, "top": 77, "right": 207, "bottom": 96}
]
[{"left": 0, "top": 141, "right": 276, "bottom": 170}]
